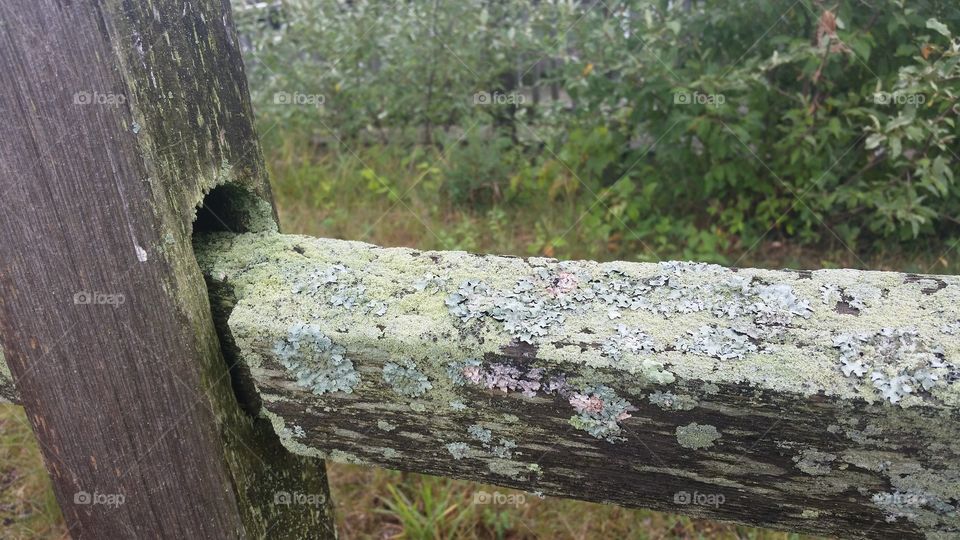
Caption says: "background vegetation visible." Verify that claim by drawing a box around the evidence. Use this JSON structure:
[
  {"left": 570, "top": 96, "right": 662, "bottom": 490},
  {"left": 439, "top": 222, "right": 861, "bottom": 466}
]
[
  {"left": 3, "top": 0, "right": 959, "bottom": 538},
  {"left": 237, "top": 0, "right": 960, "bottom": 264}
]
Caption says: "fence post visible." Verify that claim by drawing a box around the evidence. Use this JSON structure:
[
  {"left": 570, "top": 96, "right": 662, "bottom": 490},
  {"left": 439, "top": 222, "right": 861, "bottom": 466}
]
[{"left": 0, "top": 1, "right": 336, "bottom": 537}]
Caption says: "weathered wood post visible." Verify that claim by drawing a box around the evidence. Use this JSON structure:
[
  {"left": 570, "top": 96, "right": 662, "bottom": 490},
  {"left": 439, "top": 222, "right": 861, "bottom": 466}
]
[{"left": 0, "top": 1, "right": 336, "bottom": 537}]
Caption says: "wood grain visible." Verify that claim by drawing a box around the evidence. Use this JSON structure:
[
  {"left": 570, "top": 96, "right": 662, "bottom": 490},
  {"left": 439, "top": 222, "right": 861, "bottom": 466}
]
[{"left": 0, "top": 1, "right": 334, "bottom": 537}]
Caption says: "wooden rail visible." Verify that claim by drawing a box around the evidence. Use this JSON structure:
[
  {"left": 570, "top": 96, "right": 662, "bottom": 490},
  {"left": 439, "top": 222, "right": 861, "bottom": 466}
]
[{"left": 193, "top": 230, "right": 960, "bottom": 539}]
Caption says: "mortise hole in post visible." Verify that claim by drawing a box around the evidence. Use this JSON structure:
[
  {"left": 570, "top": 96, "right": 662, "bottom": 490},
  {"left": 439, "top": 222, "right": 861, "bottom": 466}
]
[
  {"left": 193, "top": 183, "right": 277, "bottom": 234},
  {"left": 193, "top": 183, "right": 276, "bottom": 416}
]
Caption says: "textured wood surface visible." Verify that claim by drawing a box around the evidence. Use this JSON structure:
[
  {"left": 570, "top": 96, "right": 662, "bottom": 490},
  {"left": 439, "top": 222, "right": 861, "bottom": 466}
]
[
  {"left": 0, "top": 1, "right": 334, "bottom": 537},
  {"left": 198, "top": 231, "right": 960, "bottom": 539}
]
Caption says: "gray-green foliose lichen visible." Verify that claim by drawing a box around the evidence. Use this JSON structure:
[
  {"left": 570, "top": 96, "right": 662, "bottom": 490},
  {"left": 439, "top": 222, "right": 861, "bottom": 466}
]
[
  {"left": 675, "top": 422, "right": 721, "bottom": 450},
  {"left": 461, "top": 425, "right": 517, "bottom": 458},
  {"left": 272, "top": 322, "right": 360, "bottom": 395},
  {"left": 444, "top": 263, "right": 811, "bottom": 345},
  {"left": 676, "top": 325, "right": 759, "bottom": 360},
  {"left": 382, "top": 359, "right": 433, "bottom": 397},
  {"left": 833, "top": 328, "right": 958, "bottom": 404},
  {"left": 648, "top": 390, "right": 697, "bottom": 411},
  {"left": 468, "top": 424, "right": 492, "bottom": 444},
  {"left": 446, "top": 442, "right": 469, "bottom": 459},
  {"left": 567, "top": 385, "right": 634, "bottom": 442}
]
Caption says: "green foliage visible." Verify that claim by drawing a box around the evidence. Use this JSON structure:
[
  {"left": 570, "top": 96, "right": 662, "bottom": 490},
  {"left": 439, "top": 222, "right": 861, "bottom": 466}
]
[
  {"left": 237, "top": 0, "right": 960, "bottom": 257},
  {"left": 441, "top": 130, "right": 514, "bottom": 206}
]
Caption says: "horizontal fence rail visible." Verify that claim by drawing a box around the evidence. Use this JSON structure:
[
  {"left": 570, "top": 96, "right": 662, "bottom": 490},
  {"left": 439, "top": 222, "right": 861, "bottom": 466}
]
[{"left": 189, "top": 230, "right": 960, "bottom": 539}]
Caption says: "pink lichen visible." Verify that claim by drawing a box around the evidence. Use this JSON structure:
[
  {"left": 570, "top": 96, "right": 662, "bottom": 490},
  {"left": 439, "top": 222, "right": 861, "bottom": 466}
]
[
  {"left": 548, "top": 272, "right": 579, "bottom": 296},
  {"left": 569, "top": 393, "right": 604, "bottom": 413},
  {"left": 462, "top": 365, "right": 484, "bottom": 385}
]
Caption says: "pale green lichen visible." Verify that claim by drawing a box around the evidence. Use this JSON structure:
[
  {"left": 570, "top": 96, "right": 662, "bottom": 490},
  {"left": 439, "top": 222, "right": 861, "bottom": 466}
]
[
  {"left": 377, "top": 420, "right": 397, "bottom": 432},
  {"left": 446, "top": 442, "right": 469, "bottom": 459},
  {"left": 382, "top": 359, "right": 432, "bottom": 397},
  {"left": 201, "top": 232, "right": 960, "bottom": 406},
  {"left": 793, "top": 449, "right": 836, "bottom": 476},
  {"left": 648, "top": 391, "right": 697, "bottom": 411},
  {"left": 486, "top": 458, "right": 531, "bottom": 480},
  {"left": 272, "top": 322, "right": 360, "bottom": 395},
  {"left": 468, "top": 424, "right": 492, "bottom": 444},
  {"left": 675, "top": 423, "right": 721, "bottom": 450},
  {"left": 0, "top": 349, "right": 14, "bottom": 403},
  {"left": 833, "top": 328, "right": 957, "bottom": 405}
]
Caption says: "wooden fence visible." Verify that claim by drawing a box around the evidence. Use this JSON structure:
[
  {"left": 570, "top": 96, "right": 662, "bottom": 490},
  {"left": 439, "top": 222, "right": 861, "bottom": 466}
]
[{"left": 0, "top": 1, "right": 958, "bottom": 539}]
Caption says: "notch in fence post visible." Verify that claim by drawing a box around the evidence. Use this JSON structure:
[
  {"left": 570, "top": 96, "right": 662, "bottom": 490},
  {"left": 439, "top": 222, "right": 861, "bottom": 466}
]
[{"left": 0, "top": 1, "right": 336, "bottom": 537}]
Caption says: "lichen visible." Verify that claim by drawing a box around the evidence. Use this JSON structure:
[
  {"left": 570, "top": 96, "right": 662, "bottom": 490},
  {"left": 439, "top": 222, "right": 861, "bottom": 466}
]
[
  {"left": 377, "top": 419, "right": 397, "bottom": 432},
  {"left": 446, "top": 442, "right": 469, "bottom": 460},
  {"left": 468, "top": 424, "right": 492, "bottom": 444},
  {"left": 272, "top": 322, "right": 360, "bottom": 394},
  {"left": 382, "top": 359, "right": 433, "bottom": 397},
  {"left": 832, "top": 328, "right": 957, "bottom": 404},
  {"left": 291, "top": 263, "right": 385, "bottom": 316},
  {"left": 793, "top": 449, "right": 836, "bottom": 476},
  {"left": 448, "top": 359, "right": 543, "bottom": 396},
  {"left": 676, "top": 325, "right": 758, "bottom": 360},
  {"left": 601, "top": 325, "right": 657, "bottom": 361},
  {"left": 568, "top": 385, "right": 634, "bottom": 442},
  {"left": 675, "top": 423, "right": 721, "bottom": 449},
  {"left": 941, "top": 320, "right": 960, "bottom": 335},
  {"left": 869, "top": 490, "right": 957, "bottom": 525},
  {"left": 648, "top": 391, "right": 697, "bottom": 411},
  {"left": 446, "top": 276, "right": 570, "bottom": 343}
]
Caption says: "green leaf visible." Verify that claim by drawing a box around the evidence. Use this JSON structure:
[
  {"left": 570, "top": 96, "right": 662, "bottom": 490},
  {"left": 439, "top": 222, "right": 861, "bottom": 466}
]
[
  {"left": 926, "top": 18, "right": 951, "bottom": 38},
  {"left": 865, "top": 133, "right": 885, "bottom": 150}
]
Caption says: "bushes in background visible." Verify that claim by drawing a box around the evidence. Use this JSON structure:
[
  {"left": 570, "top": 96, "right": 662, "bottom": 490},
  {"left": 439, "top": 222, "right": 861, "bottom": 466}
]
[{"left": 236, "top": 0, "right": 960, "bottom": 257}]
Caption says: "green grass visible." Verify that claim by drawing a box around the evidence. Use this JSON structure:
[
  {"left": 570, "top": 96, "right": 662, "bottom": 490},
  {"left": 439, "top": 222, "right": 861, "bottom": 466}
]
[
  {"left": 266, "top": 137, "right": 960, "bottom": 275},
  {"left": 4, "top": 137, "right": 959, "bottom": 539},
  {"left": 0, "top": 406, "right": 67, "bottom": 539}
]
